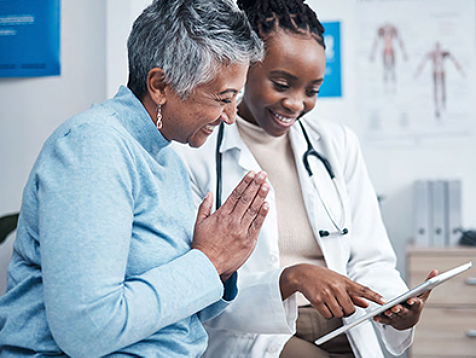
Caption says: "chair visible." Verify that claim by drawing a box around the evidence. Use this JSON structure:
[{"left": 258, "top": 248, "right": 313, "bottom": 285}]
[{"left": 0, "top": 213, "right": 19, "bottom": 245}]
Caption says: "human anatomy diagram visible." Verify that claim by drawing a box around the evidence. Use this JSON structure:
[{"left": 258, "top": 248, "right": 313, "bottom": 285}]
[
  {"left": 414, "top": 42, "right": 465, "bottom": 119},
  {"left": 369, "top": 22, "right": 407, "bottom": 91}
]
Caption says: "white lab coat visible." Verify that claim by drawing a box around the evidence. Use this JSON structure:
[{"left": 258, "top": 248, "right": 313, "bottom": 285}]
[{"left": 173, "top": 116, "right": 413, "bottom": 358}]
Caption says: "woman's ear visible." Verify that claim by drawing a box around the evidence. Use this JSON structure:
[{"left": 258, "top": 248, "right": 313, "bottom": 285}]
[{"left": 147, "top": 68, "right": 167, "bottom": 106}]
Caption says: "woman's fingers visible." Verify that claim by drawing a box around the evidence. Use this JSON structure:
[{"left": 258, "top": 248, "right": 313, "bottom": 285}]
[
  {"left": 220, "top": 170, "right": 255, "bottom": 213},
  {"left": 294, "top": 266, "right": 384, "bottom": 319},
  {"left": 348, "top": 283, "right": 386, "bottom": 307},
  {"left": 418, "top": 269, "right": 439, "bottom": 301},
  {"left": 328, "top": 284, "right": 383, "bottom": 318},
  {"left": 375, "top": 269, "right": 438, "bottom": 327},
  {"left": 195, "top": 192, "right": 213, "bottom": 225},
  {"left": 248, "top": 201, "right": 269, "bottom": 235},
  {"left": 350, "top": 295, "right": 371, "bottom": 309},
  {"left": 219, "top": 171, "right": 267, "bottom": 219},
  {"left": 335, "top": 291, "right": 357, "bottom": 317},
  {"left": 374, "top": 295, "right": 426, "bottom": 329},
  {"left": 314, "top": 302, "right": 333, "bottom": 320},
  {"left": 192, "top": 171, "right": 269, "bottom": 279},
  {"left": 244, "top": 181, "right": 269, "bottom": 224}
]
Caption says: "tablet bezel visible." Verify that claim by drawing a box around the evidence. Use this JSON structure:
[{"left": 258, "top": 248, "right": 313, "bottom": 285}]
[{"left": 314, "top": 261, "right": 473, "bottom": 346}]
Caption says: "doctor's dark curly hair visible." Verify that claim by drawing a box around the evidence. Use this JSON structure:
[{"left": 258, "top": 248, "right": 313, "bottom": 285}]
[{"left": 236, "top": 0, "right": 325, "bottom": 49}]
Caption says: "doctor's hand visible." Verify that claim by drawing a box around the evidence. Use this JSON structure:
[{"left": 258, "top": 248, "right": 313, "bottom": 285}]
[
  {"left": 280, "top": 264, "right": 386, "bottom": 319},
  {"left": 192, "top": 171, "right": 269, "bottom": 283},
  {"left": 373, "top": 269, "right": 438, "bottom": 330}
]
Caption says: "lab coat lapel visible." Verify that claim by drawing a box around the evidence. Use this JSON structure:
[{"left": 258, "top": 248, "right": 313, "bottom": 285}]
[
  {"left": 218, "top": 123, "right": 271, "bottom": 212},
  {"left": 220, "top": 123, "right": 261, "bottom": 173},
  {"left": 220, "top": 123, "right": 280, "bottom": 267}
]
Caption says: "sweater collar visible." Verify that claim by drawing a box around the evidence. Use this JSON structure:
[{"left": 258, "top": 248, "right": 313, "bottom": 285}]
[{"left": 109, "top": 86, "right": 170, "bottom": 157}]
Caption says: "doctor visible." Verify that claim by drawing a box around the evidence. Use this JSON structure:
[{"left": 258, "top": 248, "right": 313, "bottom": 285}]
[{"left": 174, "top": 0, "right": 434, "bottom": 357}]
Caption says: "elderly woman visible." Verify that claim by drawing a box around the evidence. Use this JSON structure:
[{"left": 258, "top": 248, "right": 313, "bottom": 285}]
[{"left": 0, "top": 0, "right": 266, "bottom": 357}]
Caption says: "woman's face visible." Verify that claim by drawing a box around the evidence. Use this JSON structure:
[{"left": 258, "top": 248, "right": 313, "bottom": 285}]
[
  {"left": 161, "top": 61, "right": 249, "bottom": 147},
  {"left": 238, "top": 30, "right": 326, "bottom": 137}
]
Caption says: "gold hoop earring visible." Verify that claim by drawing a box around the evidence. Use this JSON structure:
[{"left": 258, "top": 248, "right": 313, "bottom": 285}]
[{"left": 156, "top": 104, "right": 163, "bottom": 130}]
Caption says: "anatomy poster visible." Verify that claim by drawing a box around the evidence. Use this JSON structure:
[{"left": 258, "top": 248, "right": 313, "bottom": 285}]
[{"left": 356, "top": 0, "right": 476, "bottom": 145}]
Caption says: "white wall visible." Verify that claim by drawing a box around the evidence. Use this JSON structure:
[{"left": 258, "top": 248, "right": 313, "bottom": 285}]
[
  {"left": 0, "top": 0, "right": 107, "bottom": 294},
  {"left": 307, "top": 0, "right": 476, "bottom": 279},
  {"left": 106, "top": 0, "right": 152, "bottom": 98}
]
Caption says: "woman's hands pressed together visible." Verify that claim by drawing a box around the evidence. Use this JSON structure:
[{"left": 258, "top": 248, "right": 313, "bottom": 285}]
[{"left": 192, "top": 171, "right": 269, "bottom": 282}]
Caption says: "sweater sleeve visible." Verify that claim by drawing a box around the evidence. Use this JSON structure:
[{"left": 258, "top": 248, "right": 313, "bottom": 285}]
[{"left": 37, "top": 125, "right": 225, "bottom": 357}]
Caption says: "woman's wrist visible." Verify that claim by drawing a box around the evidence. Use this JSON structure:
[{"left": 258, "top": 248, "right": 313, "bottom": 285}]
[{"left": 279, "top": 265, "right": 301, "bottom": 301}]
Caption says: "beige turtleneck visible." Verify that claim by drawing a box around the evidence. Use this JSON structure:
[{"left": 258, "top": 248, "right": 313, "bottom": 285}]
[{"left": 236, "top": 116, "right": 326, "bottom": 306}]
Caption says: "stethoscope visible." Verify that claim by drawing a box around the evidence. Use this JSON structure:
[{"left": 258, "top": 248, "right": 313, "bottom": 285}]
[{"left": 215, "top": 120, "right": 349, "bottom": 238}]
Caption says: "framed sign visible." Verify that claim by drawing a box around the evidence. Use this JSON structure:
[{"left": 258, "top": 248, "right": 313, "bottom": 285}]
[
  {"left": 320, "top": 21, "right": 342, "bottom": 98},
  {"left": 0, "top": 0, "right": 60, "bottom": 78}
]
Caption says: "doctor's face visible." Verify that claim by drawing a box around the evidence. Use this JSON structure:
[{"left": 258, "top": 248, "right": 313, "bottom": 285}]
[{"left": 237, "top": 29, "right": 326, "bottom": 137}]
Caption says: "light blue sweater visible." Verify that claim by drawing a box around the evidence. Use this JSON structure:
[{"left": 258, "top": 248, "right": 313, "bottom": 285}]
[{"left": 0, "top": 86, "right": 237, "bottom": 357}]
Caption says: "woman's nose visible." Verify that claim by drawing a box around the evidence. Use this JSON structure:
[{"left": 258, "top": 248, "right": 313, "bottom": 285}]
[
  {"left": 220, "top": 101, "right": 237, "bottom": 125},
  {"left": 282, "top": 94, "right": 306, "bottom": 113}
]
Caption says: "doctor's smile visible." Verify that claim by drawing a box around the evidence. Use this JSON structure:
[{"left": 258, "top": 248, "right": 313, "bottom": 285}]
[{"left": 269, "top": 109, "right": 296, "bottom": 124}]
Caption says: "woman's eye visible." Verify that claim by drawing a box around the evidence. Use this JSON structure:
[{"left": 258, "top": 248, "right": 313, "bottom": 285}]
[
  {"left": 307, "top": 89, "right": 320, "bottom": 97},
  {"left": 220, "top": 98, "right": 232, "bottom": 104},
  {"left": 272, "top": 82, "right": 289, "bottom": 91}
]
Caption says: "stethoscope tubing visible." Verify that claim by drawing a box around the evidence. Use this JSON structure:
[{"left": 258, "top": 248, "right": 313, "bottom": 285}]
[
  {"left": 215, "top": 122, "right": 225, "bottom": 209},
  {"left": 215, "top": 120, "right": 348, "bottom": 236}
]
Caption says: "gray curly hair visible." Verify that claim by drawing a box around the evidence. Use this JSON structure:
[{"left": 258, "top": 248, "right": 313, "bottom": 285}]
[{"left": 127, "top": 0, "right": 264, "bottom": 99}]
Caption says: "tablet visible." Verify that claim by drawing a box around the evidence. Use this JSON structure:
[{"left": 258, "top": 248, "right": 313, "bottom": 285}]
[{"left": 314, "top": 261, "right": 473, "bottom": 346}]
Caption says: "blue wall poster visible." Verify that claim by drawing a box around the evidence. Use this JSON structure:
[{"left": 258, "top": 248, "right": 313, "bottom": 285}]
[
  {"left": 0, "top": 0, "right": 60, "bottom": 78},
  {"left": 320, "top": 21, "right": 342, "bottom": 98}
]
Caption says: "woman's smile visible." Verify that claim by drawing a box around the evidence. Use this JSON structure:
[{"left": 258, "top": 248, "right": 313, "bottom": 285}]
[
  {"left": 268, "top": 108, "right": 296, "bottom": 124},
  {"left": 202, "top": 122, "right": 220, "bottom": 134}
]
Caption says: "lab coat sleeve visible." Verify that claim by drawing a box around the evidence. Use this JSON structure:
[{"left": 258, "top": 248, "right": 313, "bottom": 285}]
[
  {"left": 203, "top": 269, "right": 297, "bottom": 334},
  {"left": 337, "top": 125, "right": 413, "bottom": 355}
]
